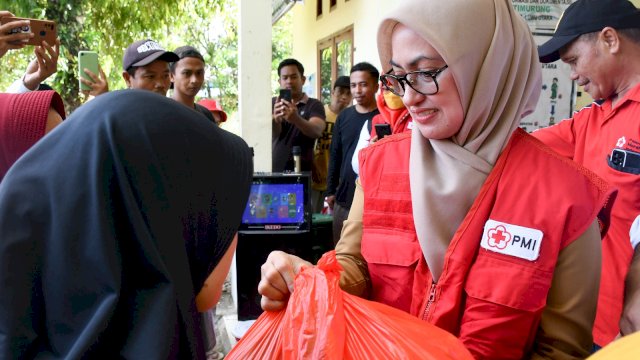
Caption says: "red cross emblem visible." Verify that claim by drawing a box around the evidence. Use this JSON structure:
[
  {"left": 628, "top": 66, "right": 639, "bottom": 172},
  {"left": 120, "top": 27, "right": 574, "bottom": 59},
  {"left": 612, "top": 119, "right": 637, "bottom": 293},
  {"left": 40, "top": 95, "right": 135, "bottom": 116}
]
[{"left": 487, "top": 225, "right": 511, "bottom": 250}]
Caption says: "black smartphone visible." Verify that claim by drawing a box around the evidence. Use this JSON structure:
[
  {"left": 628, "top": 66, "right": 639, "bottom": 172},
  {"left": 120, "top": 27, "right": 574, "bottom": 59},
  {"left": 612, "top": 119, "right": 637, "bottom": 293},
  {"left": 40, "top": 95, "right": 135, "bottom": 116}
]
[
  {"left": 279, "top": 89, "right": 292, "bottom": 102},
  {"left": 610, "top": 148, "right": 640, "bottom": 169},
  {"left": 375, "top": 123, "right": 392, "bottom": 139}
]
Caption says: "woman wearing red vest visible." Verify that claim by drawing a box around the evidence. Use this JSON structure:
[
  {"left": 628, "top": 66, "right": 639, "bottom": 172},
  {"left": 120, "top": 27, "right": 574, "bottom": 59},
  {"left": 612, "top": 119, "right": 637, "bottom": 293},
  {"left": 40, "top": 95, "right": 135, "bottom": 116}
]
[{"left": 259, "top": 0, "right": 613, "bottom": 358}]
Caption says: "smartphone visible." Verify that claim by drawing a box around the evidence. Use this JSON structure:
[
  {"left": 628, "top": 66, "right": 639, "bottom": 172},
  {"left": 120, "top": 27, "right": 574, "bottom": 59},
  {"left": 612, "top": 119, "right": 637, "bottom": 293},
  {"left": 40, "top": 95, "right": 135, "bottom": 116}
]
[
  {"left": 375, "top": 123, "right": 392, "bottom": 139},
  {"left": 279, "top": 89, "right": 292, "bottom": 102},
  {"left": 1, "top": 17, "right": 56, "bottom": 46},
  {"left": 78, "top": 51, "right": 99, "bottom": 91},
  {"left": 610, "top": 148, "right": 640, "bottom": 170}
]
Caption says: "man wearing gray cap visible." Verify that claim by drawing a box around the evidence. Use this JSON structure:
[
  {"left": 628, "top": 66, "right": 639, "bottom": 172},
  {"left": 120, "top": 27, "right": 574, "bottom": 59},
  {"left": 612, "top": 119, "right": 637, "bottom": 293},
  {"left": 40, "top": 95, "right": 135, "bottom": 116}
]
[
  {"left": 122, "top": 39, "right": 179, "bottom": 96},
  {"left": 533, "top": 0, "right": 640, "bottom": 347},
  {"left": 82, "top": 39, "right": 179, "bottom": 97}
]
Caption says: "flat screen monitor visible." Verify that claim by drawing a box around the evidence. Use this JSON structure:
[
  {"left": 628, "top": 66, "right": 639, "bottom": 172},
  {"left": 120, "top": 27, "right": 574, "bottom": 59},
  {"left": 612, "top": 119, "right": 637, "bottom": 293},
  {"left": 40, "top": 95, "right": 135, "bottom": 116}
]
[{"left": 239, "top": 172, "right": 311, "bottom": 234}]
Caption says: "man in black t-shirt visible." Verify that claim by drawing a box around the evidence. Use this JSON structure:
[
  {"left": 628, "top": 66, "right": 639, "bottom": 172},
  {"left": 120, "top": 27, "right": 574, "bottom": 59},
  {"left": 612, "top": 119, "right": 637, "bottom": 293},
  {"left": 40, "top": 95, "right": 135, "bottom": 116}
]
[
  {"left": 326, "top": 62, "right": 380, "bottom": 242},
  {"left": 272, "top": 58, "right": 326, "bottom": 173}
]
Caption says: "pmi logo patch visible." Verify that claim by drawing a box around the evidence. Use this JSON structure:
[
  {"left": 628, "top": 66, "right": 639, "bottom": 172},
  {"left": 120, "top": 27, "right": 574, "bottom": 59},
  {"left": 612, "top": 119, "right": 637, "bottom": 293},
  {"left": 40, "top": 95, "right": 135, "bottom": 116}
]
[{"left": 481, "top": 220, "right": 543, "bottom": 261}]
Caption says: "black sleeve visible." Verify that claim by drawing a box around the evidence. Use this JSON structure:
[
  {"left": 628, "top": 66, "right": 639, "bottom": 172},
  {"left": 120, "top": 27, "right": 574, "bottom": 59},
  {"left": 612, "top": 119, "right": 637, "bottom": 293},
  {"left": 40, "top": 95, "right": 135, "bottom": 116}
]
[
  {"left": 307, "top": 98, "right": 326, "bottom": 121},
  {"left": 326, "top": 111, "right": 344, "bottom": 196},
  {"left": 194, "top": 104, "right": 215, "bottom": 124}
]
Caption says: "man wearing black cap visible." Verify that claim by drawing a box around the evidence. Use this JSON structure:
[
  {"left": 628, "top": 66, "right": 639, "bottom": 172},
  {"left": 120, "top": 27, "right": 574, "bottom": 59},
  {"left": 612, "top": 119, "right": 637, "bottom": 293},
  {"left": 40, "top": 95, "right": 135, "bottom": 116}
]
[
  {"left": 169, "top": 46, "right": 215, "bottom": 123},
  {"left": 534, "top": 0, "right": 640, "bottom": 347},
  {"left": 122, "top": 39, "right": 179, "bottom": 96},
  {"left": 311, "top": 75, "right": 352, "bottom": 213}
]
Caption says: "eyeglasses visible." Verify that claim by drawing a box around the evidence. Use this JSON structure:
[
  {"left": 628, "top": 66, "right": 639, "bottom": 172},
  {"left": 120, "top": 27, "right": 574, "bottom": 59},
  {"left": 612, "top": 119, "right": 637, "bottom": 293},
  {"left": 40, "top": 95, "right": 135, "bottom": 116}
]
[{"left": 380, "top": 65, "right": 449, "bottom": 96}]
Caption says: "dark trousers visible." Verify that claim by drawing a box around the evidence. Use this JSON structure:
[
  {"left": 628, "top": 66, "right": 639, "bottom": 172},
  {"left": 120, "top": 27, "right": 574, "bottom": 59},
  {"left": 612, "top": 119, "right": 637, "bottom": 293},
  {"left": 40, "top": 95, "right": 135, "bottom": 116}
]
[{"left": 310, "top": 189, "right": 325, "bottom": 214}]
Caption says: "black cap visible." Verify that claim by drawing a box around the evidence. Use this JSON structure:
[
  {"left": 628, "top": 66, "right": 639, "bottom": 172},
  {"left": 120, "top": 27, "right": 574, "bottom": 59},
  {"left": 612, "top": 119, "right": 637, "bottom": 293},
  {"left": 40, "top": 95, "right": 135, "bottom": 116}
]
[
  {"left": 122, "top": 39, "right": 179, "bottom": 71},
  {"left": 333, "top": 75, "right": 350, "bottom": 90},
  {"left": 538, "top": 0, "right": 640, "bottom": 63},
  {"left": 173, "top": 45, "right": 204, "bottom": 62}
]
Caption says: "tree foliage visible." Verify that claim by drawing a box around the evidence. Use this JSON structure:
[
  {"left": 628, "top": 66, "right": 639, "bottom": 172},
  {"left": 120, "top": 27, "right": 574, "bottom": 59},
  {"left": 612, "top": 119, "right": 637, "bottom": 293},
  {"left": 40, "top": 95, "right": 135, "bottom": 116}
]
[
  {"left": 271, "top": 10, "right": 293, "bottom": 92},
  {"left": 1, "top": 0, "right": 293, "bottom": 115},
  {"left": 0, "top": 0, "right": 245, "bottom": 114}
]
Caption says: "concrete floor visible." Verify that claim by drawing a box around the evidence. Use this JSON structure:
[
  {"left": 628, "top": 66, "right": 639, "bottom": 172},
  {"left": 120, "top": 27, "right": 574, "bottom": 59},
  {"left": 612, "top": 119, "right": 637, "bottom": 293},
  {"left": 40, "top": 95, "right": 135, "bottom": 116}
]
[{"left": 210, "top": 277, "right": 237, "bottom": 358}]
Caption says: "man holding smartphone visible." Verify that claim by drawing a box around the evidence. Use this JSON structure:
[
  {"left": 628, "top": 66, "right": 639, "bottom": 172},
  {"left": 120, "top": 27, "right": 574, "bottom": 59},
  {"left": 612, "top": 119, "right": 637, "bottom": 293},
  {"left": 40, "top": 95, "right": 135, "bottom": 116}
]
[{"left": 271, "top": 58, "right": 326, "bottom": 174}]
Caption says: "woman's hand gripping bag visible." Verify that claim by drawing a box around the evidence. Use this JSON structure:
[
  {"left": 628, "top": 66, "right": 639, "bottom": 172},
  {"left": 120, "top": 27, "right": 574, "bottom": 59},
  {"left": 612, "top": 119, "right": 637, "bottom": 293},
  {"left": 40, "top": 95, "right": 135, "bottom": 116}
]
[{"left": 226, "top": 251, "right": 472, "bottom": 359}]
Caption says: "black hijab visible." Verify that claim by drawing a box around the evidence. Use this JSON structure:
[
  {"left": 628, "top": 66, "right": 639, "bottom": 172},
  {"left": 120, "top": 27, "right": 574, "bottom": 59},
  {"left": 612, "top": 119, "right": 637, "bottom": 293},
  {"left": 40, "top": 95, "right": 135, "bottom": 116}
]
[{"left": 0, "top": 90, "right": 253, "bottom": 358}]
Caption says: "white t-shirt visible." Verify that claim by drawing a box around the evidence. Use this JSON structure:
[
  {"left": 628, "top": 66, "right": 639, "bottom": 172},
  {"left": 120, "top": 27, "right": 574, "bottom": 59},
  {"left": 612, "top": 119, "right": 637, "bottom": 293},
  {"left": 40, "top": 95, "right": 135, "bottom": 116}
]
[
  {"left": 351, "top": 121, "right": 371, "bottom": 176},
  {"left": 631, "top": 215, "right": 640, "bottom": 250},
  {"left": 7, "top": 78, "right": 33, "bottom": 93}
]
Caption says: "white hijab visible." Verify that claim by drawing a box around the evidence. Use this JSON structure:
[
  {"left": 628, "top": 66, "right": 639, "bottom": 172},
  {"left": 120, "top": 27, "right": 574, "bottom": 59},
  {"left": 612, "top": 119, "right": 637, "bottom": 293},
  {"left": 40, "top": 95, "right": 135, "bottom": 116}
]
[{"left": 377, "top": 0, "right": 542, "bottom": 280}]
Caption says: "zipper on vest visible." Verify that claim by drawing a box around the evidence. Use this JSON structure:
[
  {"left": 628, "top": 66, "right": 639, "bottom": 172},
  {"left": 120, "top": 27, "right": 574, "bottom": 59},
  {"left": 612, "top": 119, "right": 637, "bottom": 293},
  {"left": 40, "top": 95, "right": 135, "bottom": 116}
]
[{"left": 422, "top": 281, "right": 437, "bottom": 321}]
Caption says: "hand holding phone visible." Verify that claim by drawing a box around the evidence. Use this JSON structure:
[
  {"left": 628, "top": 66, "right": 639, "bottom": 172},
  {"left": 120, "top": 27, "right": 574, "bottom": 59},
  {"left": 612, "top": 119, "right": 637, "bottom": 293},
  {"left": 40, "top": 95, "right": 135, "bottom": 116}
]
[
  {"left": 375, "top": 123, "right": 392, "bottom": 139},
  {"left": 78, "top": 51, "right": 100, "bottom": 91},
  {"left": 279, "top": 89, "right": 292, "bottom": 102},
  {"left": 0, "top": 14, "right": 31, "bottom": 55},
  {"left": 0, "top": 17, "right": 56, "bottom": 46},
  {"left": 274, "top": 89, "right": 293, "bottom": 123}
]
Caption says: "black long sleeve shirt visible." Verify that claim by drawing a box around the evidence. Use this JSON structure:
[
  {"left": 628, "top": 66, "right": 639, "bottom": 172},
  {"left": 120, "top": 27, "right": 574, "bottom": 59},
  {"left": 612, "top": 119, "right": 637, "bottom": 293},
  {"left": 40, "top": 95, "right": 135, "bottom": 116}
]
[{"left": 326, "top": 106, "right": 379, "bottom": 208}]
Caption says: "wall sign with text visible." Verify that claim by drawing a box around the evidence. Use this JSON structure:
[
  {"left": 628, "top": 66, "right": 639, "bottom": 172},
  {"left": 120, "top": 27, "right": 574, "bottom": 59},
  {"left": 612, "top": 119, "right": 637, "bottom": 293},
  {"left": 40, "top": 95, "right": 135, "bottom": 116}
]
[{"left": 512, "top": 0, "right": 575, "bottom": 132}]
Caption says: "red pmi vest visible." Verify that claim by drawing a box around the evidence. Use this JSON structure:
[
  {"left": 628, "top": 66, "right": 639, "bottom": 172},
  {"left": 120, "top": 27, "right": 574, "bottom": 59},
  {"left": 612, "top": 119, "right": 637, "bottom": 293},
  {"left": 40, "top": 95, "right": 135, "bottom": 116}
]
[{"left": 359, "top": 129, "right": 612, "bottom": 359}]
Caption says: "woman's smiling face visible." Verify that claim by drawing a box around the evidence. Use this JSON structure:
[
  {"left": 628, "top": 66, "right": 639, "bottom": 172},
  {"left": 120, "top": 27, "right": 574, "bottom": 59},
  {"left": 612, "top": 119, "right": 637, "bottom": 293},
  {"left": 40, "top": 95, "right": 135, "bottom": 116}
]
[{"left": 390, "top": 23, "right": 463, "bottom": 140}]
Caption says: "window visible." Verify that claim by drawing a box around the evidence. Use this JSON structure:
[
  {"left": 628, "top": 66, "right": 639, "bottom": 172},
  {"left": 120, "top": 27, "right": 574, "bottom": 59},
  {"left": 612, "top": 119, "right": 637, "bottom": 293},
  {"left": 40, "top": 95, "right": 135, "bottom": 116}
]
[
  {"left": 317, "top": 26, "right": 353, "bottom": 105},
  {"left": 317, "top": 0, "right": 323, "bottom": 17},
  {"left": 330, "top": 0, "right": 337, "bottom": 8}
]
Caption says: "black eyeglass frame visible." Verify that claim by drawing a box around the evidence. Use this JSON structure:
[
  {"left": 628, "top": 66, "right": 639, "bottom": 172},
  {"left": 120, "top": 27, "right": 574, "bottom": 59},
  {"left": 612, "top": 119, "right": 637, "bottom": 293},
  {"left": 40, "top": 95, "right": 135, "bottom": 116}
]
[{"left": 380, "top": 65, "right": 449, "bottom": 96}]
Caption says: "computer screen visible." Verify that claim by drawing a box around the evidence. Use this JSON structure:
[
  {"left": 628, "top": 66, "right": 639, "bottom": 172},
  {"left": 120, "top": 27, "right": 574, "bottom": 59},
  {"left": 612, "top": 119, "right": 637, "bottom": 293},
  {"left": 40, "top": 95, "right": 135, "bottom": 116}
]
[{"left": 239, "top": 172, "right": 311, "bottom": 233}]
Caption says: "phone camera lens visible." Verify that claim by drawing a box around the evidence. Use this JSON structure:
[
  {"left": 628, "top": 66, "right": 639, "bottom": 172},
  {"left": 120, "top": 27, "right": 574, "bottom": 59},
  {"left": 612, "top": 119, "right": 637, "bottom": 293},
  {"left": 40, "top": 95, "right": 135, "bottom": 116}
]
[
  {"left": 612, "top": 150, "right": 624, "bottom": 166},
  {"left": 39, "top": 30, "right": 46, "bottom": 36}
]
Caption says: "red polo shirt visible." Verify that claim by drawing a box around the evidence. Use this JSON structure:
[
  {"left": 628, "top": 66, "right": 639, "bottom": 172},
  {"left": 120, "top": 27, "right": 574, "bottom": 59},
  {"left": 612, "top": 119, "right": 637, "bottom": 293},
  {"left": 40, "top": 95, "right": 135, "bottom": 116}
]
[{"left": 533, "top": 83, "right": 640, "bottom": 346}]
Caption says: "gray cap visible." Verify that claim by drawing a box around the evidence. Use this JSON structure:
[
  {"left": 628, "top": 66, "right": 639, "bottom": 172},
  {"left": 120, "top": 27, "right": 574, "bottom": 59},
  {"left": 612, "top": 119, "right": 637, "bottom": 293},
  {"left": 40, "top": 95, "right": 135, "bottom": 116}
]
[{"left": 122, "top": 39, "right": 179, "bottom": 70}]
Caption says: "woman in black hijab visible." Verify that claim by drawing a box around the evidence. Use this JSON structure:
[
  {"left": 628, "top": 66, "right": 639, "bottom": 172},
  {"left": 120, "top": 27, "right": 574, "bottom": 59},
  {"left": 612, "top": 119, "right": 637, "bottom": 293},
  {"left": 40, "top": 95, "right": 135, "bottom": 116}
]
[{"left": 0, "top": 90, "right": 253, "bottom": 358}]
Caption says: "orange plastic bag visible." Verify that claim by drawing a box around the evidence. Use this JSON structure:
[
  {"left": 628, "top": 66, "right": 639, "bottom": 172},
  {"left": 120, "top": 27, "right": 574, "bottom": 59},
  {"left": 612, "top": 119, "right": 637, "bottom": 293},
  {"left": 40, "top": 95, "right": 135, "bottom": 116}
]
[{"left": 227, "top": 251, "right": 472, "bottom": 359}]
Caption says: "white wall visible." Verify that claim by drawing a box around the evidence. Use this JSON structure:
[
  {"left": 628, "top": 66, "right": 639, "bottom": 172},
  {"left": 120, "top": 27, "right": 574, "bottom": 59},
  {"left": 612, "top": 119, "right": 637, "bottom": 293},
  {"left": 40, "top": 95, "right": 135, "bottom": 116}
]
[{"left": 290, "top": 0, "right": 399, "bottom": 76}]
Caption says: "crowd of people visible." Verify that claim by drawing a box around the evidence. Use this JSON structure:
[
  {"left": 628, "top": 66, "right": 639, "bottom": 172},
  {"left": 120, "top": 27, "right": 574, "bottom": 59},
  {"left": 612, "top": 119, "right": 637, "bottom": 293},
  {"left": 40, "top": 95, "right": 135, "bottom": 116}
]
[
  {"left": 1, "top": 10, "right": 242, "bottom": 359},
  {"left": 1, "top": 0, "right": 640, "bottom": 358}
]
